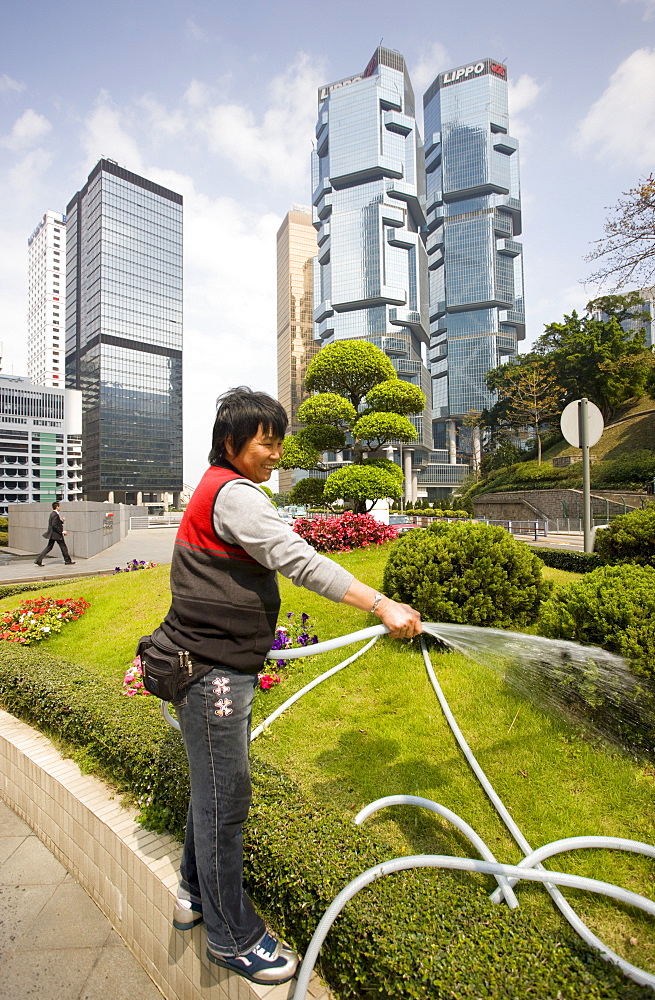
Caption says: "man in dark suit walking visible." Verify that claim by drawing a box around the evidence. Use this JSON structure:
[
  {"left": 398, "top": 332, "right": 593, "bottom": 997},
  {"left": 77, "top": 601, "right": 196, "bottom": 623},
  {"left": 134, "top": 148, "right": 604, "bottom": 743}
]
[{"left": 35, "top": 502, "right": 75, "bottom": 567}]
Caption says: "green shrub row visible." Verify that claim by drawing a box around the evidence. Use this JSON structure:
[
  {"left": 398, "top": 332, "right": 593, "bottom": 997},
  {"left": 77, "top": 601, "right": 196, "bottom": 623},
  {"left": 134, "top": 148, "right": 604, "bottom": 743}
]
[
  {"left": 0, "top": 580, "right": 65, "bottom": 600},
  {"left": 464, "top": 450, "right": 655, "bottom": 499},
  {"left": 401, "top": 508, "right": 469, "bottom": 518},
  {"left": 531, "top": 547, "right": 602, "bottom": 573},
  {"left": 0, "top": 645, "right": 650, "bottom": 999}
]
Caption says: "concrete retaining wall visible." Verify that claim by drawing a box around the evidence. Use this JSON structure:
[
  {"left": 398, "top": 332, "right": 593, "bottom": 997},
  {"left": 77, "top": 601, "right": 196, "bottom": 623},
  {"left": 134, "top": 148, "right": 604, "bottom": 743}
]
[
  {"left": 473, "top": 489, "right": 647, "bottom": 526},
  {"left": 7, "top": 502, "right": 147, "bottom": 559},
  {"left": 0, "top": 709, "right": 331, "bottom": 1000}
]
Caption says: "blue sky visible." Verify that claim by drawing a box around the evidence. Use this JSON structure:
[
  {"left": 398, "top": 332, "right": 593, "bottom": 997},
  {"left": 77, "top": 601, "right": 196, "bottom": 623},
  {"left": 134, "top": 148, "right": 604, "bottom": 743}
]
[{"left": 2, "top": 0, "right": 654, "bottom": 486}]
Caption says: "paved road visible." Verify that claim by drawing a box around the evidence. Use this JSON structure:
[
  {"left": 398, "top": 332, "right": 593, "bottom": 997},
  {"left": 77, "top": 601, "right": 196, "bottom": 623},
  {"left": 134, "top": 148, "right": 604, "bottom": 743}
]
[
  {"left": 0, "top": 799, "right": 162, "bottom": 1000},
  {"left": 522, "top": 532, "right": 585, "bottom": 552}
]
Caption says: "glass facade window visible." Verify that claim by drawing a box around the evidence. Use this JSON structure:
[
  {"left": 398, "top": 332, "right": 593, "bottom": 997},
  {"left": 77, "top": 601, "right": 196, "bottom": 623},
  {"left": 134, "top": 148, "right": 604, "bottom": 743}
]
[
  {"left": 423, "top": 59, "right": 525, "bottom": 422},
  {"left": 313, "top": 46, "right": 432, "bottom": 460},
  {"left": 65, "top": 160, "right": 183, "bottom": 495}
]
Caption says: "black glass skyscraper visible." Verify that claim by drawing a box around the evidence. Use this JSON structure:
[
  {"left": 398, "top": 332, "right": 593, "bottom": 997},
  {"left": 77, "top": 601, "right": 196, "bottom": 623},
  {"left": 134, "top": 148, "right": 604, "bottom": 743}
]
[{"left": 65, "top": 159, "right": 182, "bottom": 503}]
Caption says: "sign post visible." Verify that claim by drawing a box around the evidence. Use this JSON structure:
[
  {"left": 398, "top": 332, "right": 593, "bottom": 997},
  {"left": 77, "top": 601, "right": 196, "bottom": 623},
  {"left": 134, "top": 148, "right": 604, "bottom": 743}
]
[{"left": 560, "top": 398, "right": 604, "bottom": 553}]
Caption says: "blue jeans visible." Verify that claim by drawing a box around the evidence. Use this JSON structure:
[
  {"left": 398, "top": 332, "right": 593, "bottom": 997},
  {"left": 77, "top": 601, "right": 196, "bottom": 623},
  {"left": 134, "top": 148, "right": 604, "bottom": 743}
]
[{"left": 176, "top": 665, "right": 266, "bottom": 955}]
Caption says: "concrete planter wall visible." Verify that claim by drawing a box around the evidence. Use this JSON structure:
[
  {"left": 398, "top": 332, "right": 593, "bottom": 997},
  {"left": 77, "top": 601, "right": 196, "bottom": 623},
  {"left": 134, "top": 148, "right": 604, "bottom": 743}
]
[{"left": 7, "top": 502, "right": 147, "bottom": 559}]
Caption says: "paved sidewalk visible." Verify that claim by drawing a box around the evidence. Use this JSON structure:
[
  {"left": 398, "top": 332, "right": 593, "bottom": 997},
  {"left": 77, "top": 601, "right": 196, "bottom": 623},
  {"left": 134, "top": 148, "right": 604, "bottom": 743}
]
[
  {"left": 0, "top": 799, "right": 162, "bottom": 1000},
  {"left": 0, "top": 528, "right": 178, "bottom": 586}
]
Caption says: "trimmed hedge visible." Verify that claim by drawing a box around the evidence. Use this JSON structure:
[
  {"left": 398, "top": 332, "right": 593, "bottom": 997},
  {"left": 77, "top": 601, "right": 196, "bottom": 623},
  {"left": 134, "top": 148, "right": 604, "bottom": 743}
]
[
  {"left": 531, "top": 547, "right": 602, "bottom": 573},
  {"left": 0, "top": 645, "right": 651, "bottom": 998}
]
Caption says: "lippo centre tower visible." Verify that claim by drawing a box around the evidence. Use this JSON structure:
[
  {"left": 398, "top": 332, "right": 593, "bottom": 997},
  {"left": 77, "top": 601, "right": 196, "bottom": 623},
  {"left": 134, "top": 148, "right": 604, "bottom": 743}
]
[
  {"left": 312, "top": 47, "right": 433, "bottom": 495},
  {"left": 423, "top": 58, "right": 525, "bottom": 457}
]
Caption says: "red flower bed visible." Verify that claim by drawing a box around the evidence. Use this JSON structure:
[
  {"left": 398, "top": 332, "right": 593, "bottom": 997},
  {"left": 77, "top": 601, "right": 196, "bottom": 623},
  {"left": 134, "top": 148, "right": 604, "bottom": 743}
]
[{"left": 293, "top": 512, "right": 397, "bottom": 553}]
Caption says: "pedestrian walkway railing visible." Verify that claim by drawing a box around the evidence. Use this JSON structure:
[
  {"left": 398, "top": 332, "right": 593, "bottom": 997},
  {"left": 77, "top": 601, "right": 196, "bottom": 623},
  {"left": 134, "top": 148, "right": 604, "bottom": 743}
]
[
  {"left": 476, "top": 518, "right": 548, "bottom": 540},
  {"left": 128, "top": 515, "right": 183, "bottom": 530},
  {"left": 548, "top": 517, "right": 614, "bottom": 533}
]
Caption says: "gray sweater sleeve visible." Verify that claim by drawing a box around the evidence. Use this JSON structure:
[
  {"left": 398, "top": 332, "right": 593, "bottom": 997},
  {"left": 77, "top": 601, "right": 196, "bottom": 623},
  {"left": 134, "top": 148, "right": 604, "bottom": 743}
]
[{"left": 213, "top": 481, "right": 354, "bottom": 603}]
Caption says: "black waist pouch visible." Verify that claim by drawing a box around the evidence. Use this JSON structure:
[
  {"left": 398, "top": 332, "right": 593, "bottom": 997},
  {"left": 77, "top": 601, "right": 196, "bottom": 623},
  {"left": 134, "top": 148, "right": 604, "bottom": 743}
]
[{"left": 136, "top": 626, "right": 213, "bottom": 704}]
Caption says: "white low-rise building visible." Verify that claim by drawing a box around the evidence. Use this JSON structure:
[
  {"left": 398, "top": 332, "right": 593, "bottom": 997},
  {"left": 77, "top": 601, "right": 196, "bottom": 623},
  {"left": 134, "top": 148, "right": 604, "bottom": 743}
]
[{"left": 0, "top": 375, "right": 83, "bottom": 516}]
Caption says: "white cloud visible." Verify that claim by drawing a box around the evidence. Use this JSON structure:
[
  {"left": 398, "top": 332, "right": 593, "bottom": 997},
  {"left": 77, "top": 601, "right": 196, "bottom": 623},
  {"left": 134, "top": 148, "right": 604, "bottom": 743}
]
[
  {"left": 410, "top": 41, "right": 450, "bottom": 97},
  {"left": 0, "top": 74, "right": 25, "bottom": 93},
  {"left": 507, "top": 74, "right": 543, "bottom": 146},
  {"left": 144, "top": 170, "right": 282, "bottom": 485},
  {"left": 508, "top": 75, "right": 542, "bottom": 117},
  {"left": 81, "top": 93, "right": 145, "bottom": 174},
  {"left": 185, "top": 18, "right": 207, "bottom": 41},
  {"left": 7, "top": 148, "right": 54, "bottom": 196},
  {"left": 576, "top": 47, "right": 655, "bottom": 168},
  {"left": 184, "top": 79, "right": 213, "bottom": 109},
  {"left": 1, "top": 109, "right": 52, "bottom": 151},
  {"left": 197, "top": 52, "right": 324, "bottom": 192},
  {"left": 621, "top": 0, "right": 655, "bottom": 19}
]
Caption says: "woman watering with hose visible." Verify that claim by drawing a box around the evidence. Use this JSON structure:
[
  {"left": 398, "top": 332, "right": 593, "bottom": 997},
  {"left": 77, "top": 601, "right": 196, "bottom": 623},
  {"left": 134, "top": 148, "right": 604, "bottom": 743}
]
[{"left": 151, "top": 386, "right": 422, "bottom": 986}]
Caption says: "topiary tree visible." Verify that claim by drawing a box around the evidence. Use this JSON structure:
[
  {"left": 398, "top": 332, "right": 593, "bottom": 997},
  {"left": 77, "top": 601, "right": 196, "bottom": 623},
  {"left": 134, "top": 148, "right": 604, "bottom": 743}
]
[
  {"left": 594, "top": 503, "right": 655, "bottom": 566},
  {"left": 323, "top": 465, "right": 402, "bottom": 514},
  {"left": 283, "top": 341, "right": 426, "bottom": 513},
  {"left": 382, "top": 522, "right": 551, "bottom": 628},
  {"left": 289, "top": 477, "right": 326, "bottom": 508},
  {"left": 304, "top": 340, "right": 397, "bottom": 406}
]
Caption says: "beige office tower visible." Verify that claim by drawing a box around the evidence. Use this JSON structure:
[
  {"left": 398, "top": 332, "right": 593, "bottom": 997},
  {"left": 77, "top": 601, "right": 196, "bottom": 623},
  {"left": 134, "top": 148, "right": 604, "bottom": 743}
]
[{"left": 276, "top": 206, "right": 318, "bottom": 495}]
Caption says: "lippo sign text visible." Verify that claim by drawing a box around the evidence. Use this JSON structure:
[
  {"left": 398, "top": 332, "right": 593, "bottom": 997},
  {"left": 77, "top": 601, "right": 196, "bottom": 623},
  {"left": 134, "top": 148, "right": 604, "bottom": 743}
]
[{"left": 440, "top": 59, "right": 507, "bottom": 87}]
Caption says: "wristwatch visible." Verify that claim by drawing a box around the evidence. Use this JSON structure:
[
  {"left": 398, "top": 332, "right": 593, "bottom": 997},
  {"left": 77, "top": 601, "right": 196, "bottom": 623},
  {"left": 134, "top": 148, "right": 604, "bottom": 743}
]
[{"left": 370, "top": 592, "right": 384, "bottom": 614}]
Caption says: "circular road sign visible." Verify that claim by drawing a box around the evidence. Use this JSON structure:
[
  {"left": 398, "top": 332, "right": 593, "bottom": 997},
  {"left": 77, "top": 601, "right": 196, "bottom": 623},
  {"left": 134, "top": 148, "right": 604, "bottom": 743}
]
[{"left": 560, "top": 399, "right": 604, "bottom": 448}]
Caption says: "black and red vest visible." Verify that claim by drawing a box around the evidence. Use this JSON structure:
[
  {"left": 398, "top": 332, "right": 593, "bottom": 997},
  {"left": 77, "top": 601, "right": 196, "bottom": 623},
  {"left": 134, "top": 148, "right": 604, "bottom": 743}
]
[{"left": 161, "top": 465, "right": 280, "bottom": 673}]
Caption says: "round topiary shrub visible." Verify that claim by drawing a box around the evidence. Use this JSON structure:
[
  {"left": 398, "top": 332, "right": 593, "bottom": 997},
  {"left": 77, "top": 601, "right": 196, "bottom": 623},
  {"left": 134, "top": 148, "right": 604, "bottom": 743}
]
[
  {"left": 382, "top": 522, "right": 551, "bottom": 628},
  {"left": 594, "top": 503, "right": 655, "bottom": 566},
  {"left": 538, "top": 563, "right": 655, "bottom": 681}
]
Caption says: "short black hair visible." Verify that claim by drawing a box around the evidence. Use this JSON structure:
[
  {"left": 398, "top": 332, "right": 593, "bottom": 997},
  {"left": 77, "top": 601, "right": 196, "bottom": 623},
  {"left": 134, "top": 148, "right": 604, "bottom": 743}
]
[
  {"left": 209, "top": 387, "right": 288, "bottom": 465},
  {"left": 52, "top": 501, "right": 60, "bottom": 510}
]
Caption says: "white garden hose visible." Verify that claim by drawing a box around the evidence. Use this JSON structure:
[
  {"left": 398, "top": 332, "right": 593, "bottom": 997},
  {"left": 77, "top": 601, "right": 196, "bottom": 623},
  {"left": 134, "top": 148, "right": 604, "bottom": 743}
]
[{"left": 159, "top": 622, "right": 655, "bottom": 995}]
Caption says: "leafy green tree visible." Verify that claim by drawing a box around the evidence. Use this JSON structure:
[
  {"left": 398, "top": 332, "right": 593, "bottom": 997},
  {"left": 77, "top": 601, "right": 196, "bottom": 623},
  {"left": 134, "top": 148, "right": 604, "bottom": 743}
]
[
  {"left": 535, "top": 296, "right": 652, "bottom": 421},
  {"left": 322, "top": 464, "right": 402, "bottom": 514},
  {"left": 486, "top": 355, "right": 564, "bottom": 464},
  {"left": 289, "top": 477, "right": 326, "bottom": 507},
  {"left": 585, "top": 174, "right": 655, "bottom": 288},
  {"left": 272, "top": 493, "right": 289, "bottom": 507}
]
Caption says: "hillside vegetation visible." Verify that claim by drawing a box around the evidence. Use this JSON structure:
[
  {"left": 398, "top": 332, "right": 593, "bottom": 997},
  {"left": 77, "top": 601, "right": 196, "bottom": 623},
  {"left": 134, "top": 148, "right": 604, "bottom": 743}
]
[
  {"left": 544, "top": 395, "right": 655, "bottom": 463},
  {"left": 464, "top": 396, "right": 655, "bottom": 499}
]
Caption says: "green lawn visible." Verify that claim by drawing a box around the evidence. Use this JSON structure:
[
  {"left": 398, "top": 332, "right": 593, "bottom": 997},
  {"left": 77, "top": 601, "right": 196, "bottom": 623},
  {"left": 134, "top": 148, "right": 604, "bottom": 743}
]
[{"left": 1, "top": 550, "right": 654, "bottom": 978}]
